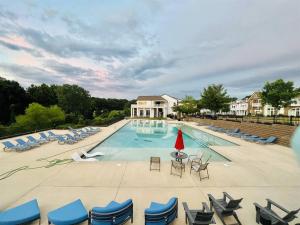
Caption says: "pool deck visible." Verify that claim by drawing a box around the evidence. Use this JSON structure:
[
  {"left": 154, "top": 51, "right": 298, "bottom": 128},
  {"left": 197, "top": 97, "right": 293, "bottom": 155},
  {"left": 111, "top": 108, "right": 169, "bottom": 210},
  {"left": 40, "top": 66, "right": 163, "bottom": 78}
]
[{"left": 0, "top": 119, "right": 299, "bottom": 224}]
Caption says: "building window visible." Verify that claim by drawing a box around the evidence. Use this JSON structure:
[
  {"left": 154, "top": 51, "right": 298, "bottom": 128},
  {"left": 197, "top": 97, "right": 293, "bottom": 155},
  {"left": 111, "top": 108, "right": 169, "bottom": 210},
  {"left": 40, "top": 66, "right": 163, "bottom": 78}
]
[{"left": 140, "top": 110, "right": 144, "bottom": 117}]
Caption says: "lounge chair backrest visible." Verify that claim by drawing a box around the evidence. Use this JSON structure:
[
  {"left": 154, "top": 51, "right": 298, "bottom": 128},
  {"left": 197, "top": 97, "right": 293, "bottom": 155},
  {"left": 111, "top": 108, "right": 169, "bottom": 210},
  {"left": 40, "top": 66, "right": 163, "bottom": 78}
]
[
  {"left": 65, "top": 134, "right": 73, "bottom": 139},
  {"left": 27, "top": 136, "right": 36, "bottom": 142},
  {"left": 48, "top": 131, "right": 56, "bottom": 136},
  {"left": 3, "top": 141, "right": 15, "bottom": 148},
  {"left": 39, "top": 132, "right": 47, "bottom": 139},
  {"left": 267, "top": 136, "right": 277, "bottom": 143},
  {"left": 226, "top": 198, "right": 243, "bottom": 210},
  {"left": 56, "top": 136, "right": 65, "bottom": 142},
  {"left": 282, "top": 208, "right": 300, "bottom": 222},
  {"left": 145, "top": 197, "right": 178, "bottom": 223},
  {"left": 91, "top": 199, "right": 133, "bottom": 224},
  {"left": 16, "top": 139, "right": 27, "bottom": 145}
]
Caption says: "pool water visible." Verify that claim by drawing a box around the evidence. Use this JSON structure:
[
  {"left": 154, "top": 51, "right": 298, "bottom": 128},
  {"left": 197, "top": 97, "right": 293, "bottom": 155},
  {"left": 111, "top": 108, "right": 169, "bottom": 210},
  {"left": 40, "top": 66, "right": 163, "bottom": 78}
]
[{"left": 90, "top": 120, "right": 236, "bottom": 161}]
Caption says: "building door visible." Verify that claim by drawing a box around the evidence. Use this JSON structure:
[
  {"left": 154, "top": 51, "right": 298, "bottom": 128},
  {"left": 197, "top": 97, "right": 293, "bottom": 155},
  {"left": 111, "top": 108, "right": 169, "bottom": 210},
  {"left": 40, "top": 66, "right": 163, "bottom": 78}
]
[
  {"left": 158, "top": 108, "right": 163, "bottom": 117},
  {"left": 140, "top": 110, "right": 144, "bottom": 117},
  {"left": 146, "top": 109, "right": 150, "bottom": 117},
  {"left": 134, "top": 108, "right": 137, "bottom": 117}
]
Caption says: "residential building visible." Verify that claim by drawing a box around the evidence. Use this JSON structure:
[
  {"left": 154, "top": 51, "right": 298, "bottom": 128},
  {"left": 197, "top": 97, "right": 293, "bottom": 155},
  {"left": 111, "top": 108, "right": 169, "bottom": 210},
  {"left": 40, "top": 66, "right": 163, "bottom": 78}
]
[
  {"left": 130, "top": 95, "right": 180, "bottom": 118},
  {"left": 288, "top": 96, "right": 300, "bottom": 116},
  {"left": 229, "top": 99, "right": 248, "bottom": 116},
  {"left": 263, "top": 105, "right": 285, "bottom": 116},
  {"left": 247, "top": 92, "right": 263, "bottom": 115}
]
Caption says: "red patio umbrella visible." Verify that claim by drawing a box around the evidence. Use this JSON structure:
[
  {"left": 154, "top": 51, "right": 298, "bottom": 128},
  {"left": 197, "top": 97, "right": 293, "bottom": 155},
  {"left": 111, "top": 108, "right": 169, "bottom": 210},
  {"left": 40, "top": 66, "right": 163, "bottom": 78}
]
[{"left": 174, "top": 129, "right": 184, "bottom": 151}]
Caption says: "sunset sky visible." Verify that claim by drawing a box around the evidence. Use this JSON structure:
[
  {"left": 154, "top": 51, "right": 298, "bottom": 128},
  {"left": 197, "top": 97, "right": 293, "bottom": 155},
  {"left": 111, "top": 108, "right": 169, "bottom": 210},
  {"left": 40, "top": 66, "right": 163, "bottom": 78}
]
[{"left": 1, "top": 0, "right": 300, "bottom": 99}]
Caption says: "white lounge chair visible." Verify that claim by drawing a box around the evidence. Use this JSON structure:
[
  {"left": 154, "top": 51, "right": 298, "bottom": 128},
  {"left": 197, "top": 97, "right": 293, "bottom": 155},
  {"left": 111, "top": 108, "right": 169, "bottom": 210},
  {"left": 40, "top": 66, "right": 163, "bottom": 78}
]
[
  {"left": 81, "top": 150, "right": 104, "bottom": 158},
  {"left": 71, "top": 153, "right": 97, "bottom": 162}
]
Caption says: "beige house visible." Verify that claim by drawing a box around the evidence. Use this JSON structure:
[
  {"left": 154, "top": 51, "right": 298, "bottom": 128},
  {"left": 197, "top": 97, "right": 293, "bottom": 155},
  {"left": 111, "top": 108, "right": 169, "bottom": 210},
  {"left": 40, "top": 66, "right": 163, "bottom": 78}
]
[{"left": 247, "top": 92, "right": 263, "bottom": 115}]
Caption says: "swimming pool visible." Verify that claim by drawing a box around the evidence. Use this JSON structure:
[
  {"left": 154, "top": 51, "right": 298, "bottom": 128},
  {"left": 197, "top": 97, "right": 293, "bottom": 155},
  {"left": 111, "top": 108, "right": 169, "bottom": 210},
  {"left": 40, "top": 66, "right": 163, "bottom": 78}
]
[{"left": 90, "top": 120, "right": 236, "bottom": 161}]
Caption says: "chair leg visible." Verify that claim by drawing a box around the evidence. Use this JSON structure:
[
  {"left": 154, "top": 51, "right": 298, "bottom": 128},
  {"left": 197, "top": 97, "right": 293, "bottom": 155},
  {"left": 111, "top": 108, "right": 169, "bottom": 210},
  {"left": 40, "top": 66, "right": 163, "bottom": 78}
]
[{"left": 233, "top": 212, "right": 242, "bottom": 225}]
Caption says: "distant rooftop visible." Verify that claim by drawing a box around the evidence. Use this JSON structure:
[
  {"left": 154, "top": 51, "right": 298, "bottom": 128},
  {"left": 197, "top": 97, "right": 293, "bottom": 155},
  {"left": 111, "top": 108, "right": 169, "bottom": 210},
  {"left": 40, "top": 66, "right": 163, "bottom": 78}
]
[{"left": 137, "top": 96, "right": 166, "bottom": 101}]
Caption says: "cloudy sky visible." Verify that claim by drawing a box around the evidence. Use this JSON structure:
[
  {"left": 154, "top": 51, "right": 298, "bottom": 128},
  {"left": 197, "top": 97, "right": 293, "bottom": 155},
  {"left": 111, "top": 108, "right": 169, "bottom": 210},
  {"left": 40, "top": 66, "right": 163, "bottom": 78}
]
[{"left": 0, "top": 0, "right": 300, "bottom": 99}]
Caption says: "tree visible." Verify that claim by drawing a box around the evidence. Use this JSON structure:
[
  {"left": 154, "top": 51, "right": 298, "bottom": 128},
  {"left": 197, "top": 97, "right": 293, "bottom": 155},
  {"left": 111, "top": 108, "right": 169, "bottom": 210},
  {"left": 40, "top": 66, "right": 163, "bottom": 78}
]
[
  {"left": 14, "top": 103, "right": 65, "bottom": 130},
  {"left": 199, "top": 84, "right": 231, "bottom": 114},
  {"left": 261, "top": 79, "right": 300, "bottom": 119},
  {"left": 0, "top": 77, "right": 28, "bottom": 125},
  {"left": 27, "top": 84, "right": 58, "bottom": 106},
  {"left": 55, "top": 84, "right": 91, "bottom": 117},
  {"left": 173, "top": 96, "right": 198, "bottom": 116}
]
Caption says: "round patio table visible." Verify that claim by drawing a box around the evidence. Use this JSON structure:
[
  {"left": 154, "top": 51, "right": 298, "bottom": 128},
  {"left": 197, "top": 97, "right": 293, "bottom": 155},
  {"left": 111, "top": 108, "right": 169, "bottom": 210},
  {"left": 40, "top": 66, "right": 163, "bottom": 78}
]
[{"left": 170, "top": 151, "right": 188, "bottom": 163}]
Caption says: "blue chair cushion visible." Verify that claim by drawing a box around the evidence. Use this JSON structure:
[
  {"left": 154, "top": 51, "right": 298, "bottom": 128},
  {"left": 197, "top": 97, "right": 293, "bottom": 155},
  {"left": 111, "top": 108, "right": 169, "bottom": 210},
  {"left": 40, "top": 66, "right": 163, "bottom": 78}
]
[
  {"left": 93, "top": 199, "right": 132, "bottom": 214},
  {"left": 145, "top": 198, "right": 177, "bottom": 225},
  {"left": 0, "top": 199, "right": 40, "bottom": 225},
  {"left": 145, "top": 198, "right": 177, "bottom": 214},
  {"left": 91, "top": 199, "right": 133, "bottom": 225},
  {"left": 48, "top": 199, "right": 88, "bottom": 225}
]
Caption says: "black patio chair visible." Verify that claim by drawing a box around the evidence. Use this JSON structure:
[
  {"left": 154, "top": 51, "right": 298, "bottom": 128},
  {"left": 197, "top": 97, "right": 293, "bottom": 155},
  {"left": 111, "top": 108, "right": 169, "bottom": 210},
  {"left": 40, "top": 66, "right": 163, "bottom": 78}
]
[
  {"left": 254, "top": 199, "right": 300, "bottom": 225},
  {"left": 182, "top": 202, "right": 215, "bottom": 225},
  {"left": 208, "top": 192, "right": 243, "bottom": 225}
]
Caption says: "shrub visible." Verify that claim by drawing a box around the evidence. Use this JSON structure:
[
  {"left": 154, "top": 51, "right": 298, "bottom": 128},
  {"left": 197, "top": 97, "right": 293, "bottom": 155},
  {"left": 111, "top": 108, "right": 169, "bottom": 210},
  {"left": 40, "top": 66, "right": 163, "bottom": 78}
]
[{"left": 14, "top": 103, "right": 65, "bottom": 130}]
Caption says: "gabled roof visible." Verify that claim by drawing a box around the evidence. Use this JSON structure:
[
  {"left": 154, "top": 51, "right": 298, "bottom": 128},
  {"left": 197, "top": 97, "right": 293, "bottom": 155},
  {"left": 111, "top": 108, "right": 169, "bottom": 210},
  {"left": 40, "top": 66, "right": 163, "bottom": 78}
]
[
  {"left": 137, "top": 96, "right": 166, "bottom": 101},
  {"left": 161, "top": 94, "right": 181, "bottom": 101},
  {"left": 248, "top": 91, "right": 261, "bottom": 100}
]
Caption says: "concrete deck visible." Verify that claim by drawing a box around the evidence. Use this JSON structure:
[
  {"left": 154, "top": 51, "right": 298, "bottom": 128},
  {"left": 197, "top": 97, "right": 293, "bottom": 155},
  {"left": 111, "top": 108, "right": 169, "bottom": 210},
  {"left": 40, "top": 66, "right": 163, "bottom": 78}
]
[{"left": 0, "top": 119, "right": 299, "bottom": 224}]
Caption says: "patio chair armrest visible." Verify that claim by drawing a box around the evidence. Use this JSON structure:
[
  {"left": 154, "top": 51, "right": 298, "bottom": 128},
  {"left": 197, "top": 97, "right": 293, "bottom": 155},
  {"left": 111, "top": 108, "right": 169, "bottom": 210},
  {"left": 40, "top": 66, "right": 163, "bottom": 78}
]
[
  {"left": 202, "top": 202, "right": 210, "bottom": 212},
  {"left": 182, "top": 202, "right": 194, "bottom": 221},
  {"left": 223, "top": 192, "right": 234, "bottom": 201},
  {"left": 254, "top": 203, "right": 287, "bottom": 224},
  {"left": 266, "top": 199, "right": 290, "bottom": 213},
  {"left": 208, "top": 194, "right": 226, "bottom": 211}
]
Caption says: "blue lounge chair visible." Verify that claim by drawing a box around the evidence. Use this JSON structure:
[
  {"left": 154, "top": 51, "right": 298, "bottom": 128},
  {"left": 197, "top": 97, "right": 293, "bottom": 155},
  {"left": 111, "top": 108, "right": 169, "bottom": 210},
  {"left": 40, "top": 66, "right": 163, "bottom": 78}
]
[
  {"left": 72, "top": 130, "right": 88, "bottom": 138},
  {"left": 230, "top": 132, "right": 251, "bottom": 138},
  {"left": 0, "top": 199, "right": 40, "bottom": 225},
  {"left": 39, "top": 132, "right": 52, "bottom": 141},
  {"left": 48, "top": 199, "right": 88, "bottom": 225},
  {"left": 145, "top": 197, "right": 178, "bottom": 225},
  {"left": 82, "top": 128, "right": 96, "bottom": 135},
  {"left": 27, "top": 136, "right": 43, "bottom": 145},
  {"left": 2, "top": 141, "right": 26, "bottom": 151},
  {"left": 57, "top": 136, "right": 76, "bottom": 145},
  {"left": 65, "top": 134, "right": 79, "bottom": 142},
  {"left": 256, "top": 136, "right": 277, "bottom": 144},
  {"left": 28, "top": 135, "right": 48, "bottom": 144},
  {"left": 48, "top": 131, "right": 60, "bottom": 140},
  {"left": 241, "top": 135, "right": 259, "bottom": 141},
  {"left": 90, "top": 199, "right": 133, "bottom": 225},
  {"left": 226, "top": 128, "right": 240, "bottom": 135},
  {"left": 88, "top": 127, "right": 100, "bottom": 132},
  {"left": 15, "top": 139, "right": 36, "bottom": 149}
]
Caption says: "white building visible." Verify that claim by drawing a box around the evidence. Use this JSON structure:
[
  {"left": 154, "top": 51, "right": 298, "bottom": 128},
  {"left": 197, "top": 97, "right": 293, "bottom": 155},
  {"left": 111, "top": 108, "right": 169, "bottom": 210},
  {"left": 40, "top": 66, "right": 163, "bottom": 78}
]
[
  {"left": 229, "top": 99, "right": 248, "bottom": 116},
  {"left": 288, "top": 96, "right": 300, "bottom": 116},
  {"left": 263, "top": 105, "right": 285, "bottom": 116},
  {"left": 131, "top": 95, "right": 180, "bottom": 118}
]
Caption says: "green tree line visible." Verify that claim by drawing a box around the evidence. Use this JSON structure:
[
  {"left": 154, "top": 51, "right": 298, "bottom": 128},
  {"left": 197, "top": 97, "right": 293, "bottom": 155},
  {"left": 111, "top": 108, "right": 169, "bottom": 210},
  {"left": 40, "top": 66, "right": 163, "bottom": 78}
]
[
  {"left": 0, "top": 77, "right": 135, "bottom": 136},
  {"left": 174, "top": 79, "right": 299, "bottom": 118}
]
